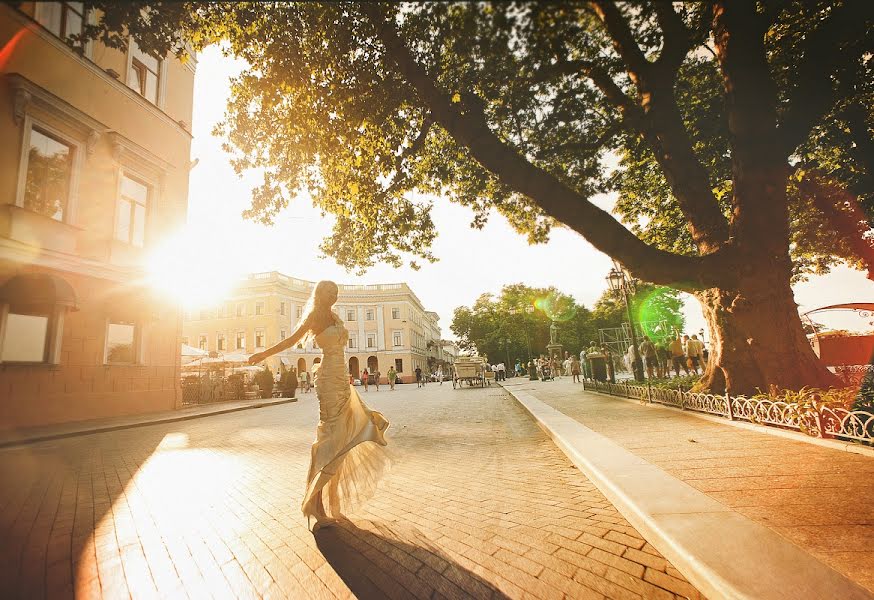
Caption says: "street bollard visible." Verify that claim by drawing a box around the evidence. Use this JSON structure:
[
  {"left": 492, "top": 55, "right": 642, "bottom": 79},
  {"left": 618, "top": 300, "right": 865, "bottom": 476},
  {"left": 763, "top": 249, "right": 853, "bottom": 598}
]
[{"left": 725, "top": 390, "right": 734, "bottom": 420}]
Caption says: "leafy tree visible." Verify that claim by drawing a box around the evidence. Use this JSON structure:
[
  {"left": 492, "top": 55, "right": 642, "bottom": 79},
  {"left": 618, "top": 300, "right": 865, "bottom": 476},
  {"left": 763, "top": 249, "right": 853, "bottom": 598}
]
[
  {"left": 591, "top": 284, "right": 686, "bottom": 345},
  {"left": 451, "top": 284, "right": 597, "bottom": 362},
  {"left": 79, "top": 1, "right": 874, "bottom": 393}
]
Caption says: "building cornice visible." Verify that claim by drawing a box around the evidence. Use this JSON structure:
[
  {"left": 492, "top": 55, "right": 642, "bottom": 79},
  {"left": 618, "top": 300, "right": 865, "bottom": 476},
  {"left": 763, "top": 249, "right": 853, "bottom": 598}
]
[{"left": 3, "top": 5, "right": 193, "bottom": 138}]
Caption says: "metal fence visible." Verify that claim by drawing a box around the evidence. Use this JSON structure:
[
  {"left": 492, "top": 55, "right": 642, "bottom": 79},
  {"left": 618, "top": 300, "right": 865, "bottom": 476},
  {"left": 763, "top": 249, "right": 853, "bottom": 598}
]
[{"left": 583, "top": 379, "right": 874, "bottom": 445}]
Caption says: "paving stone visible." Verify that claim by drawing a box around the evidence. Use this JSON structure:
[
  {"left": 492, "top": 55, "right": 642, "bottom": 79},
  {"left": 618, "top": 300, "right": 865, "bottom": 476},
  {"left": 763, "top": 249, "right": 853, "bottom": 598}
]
[{"left": 0, "top": 384, "right": 697, "bottom": 598}]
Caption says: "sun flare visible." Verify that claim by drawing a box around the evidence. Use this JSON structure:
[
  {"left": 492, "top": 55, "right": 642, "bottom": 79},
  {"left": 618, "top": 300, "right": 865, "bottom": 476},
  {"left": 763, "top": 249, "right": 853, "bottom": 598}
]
[{"left": 145, "top": 227, "right": 243, "bottom": 308}]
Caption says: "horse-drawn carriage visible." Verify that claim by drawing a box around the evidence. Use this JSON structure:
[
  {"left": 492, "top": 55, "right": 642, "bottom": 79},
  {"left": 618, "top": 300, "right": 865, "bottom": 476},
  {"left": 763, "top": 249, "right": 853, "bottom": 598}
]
[{"left": 452, "top": 356, "right": 487, "bottom": 388}]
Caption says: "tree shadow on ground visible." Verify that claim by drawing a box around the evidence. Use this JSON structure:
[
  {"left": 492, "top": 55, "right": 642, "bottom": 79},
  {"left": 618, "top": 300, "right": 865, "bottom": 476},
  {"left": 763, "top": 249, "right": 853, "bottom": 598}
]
[{"left": 316, "top": 519, "right": 510, "bottom": 600}]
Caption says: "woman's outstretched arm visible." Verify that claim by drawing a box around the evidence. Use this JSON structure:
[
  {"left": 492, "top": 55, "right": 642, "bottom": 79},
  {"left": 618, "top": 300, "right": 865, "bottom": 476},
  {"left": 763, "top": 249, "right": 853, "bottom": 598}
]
[{"left": 248, "top": 316, "right": 311, "bottom": 364}]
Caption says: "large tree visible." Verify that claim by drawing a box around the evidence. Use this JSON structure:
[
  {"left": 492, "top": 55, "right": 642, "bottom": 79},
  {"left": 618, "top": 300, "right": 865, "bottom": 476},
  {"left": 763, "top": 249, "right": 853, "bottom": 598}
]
[{"left": 81, "top": 1, "right": 874, "bottom": 393}]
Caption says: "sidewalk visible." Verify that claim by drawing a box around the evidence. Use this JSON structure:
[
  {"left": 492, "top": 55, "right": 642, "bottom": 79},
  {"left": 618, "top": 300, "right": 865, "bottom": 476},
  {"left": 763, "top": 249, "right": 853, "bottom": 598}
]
[
  {"left": 0, "top": 396, "right": 296, "bottom": 448},
  {"left": 502, "top": 378, "right": 874, "bottom": 599}
]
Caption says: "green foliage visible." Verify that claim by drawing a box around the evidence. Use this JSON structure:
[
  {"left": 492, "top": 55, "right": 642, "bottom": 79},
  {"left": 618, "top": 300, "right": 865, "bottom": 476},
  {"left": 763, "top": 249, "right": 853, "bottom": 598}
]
[
  {"left": 590, "top": 284, "right": 686, "bottom": 344},
  {"left": 451, "top": 284, "right": 596, "bottom": 361},
  {"left": 648, "top": 375, "right": 701, "bottom": 391},
  {"left": 254, "top": 365, "right": 274, "bottom": 399},
  {"left": 82, "top": 2, "right": 873, "bottom": 280},
  {"left": 278, "top": 363, "right": 298, "bottom": 397}
]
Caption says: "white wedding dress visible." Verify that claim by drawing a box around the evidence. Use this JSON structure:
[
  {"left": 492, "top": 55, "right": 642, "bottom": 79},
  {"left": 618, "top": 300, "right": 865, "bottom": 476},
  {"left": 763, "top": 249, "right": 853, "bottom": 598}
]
[{"left": 301, "top": 316, "right": 390, "bottom": 524}]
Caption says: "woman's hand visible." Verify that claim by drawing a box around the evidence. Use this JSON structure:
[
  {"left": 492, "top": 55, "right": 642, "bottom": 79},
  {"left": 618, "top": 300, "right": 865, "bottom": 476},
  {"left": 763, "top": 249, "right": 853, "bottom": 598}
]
[{"left": 248, "top": 352, "right": 264, "bottom": 365}]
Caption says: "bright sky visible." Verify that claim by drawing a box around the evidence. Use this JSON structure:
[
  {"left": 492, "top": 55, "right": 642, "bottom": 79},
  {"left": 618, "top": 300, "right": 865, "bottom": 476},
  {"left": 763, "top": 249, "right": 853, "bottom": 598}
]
[{"left": 180, "top": 46, "right": 874, "bottom": 341}]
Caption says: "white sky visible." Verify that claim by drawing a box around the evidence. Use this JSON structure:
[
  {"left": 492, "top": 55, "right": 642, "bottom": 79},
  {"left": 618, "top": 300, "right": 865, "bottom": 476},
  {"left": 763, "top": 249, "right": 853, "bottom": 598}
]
[{"left": 182, "top": 46, "right": 874, "bottom": 341}]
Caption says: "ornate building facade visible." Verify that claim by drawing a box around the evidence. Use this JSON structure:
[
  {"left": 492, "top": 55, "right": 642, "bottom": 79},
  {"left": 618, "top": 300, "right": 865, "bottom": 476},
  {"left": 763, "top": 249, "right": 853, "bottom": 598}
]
[
  {"left": 0, "top": 3, "right": 195, "bottom": 428},
  {"left": 182, "top": 272, "right": 443, "bottom": 383}
]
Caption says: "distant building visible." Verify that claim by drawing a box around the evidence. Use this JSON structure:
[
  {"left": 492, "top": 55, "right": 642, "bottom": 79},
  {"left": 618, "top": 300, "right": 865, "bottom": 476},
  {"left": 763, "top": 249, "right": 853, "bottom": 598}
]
[
  {"left": 0, "top": 3, "right": 195, "bottom": 428},
  {"left": 182, "top": 272, "right": 442, "bottom": 382}
]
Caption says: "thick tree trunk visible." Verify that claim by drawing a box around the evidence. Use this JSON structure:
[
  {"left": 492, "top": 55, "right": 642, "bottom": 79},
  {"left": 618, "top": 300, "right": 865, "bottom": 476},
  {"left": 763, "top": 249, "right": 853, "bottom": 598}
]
[{"left": 695, "top": 274, "right": 837, "bottom": 396}]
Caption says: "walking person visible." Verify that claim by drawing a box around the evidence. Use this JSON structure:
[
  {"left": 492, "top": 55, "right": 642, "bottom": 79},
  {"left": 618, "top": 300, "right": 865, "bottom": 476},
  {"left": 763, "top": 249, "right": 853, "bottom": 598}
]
[
  {"left": 361, "top": 368, "right": 369, "bottom": 392},
  {"left": 436, "top": 366, "right": 444, "bottom": 385},
  {"left": 415, "top": 366, "right": 423, "bottom": 388},
  {"left": 387, "top": 365, "right": 397, "bottom": 390},
  {"left": 248, "top": 280, "right": 389, "bottom": 531},
  {"left": 639, "top": 335, "right": 658, "bottom": 380},
  {"left": 570, "top": 355, "right": 581, "bottom": 383},
  {"left": 374, "top": 370, "right": 381, "bottom": 391},
  {"left": 669, "top": 334, "right": 689, "bottom": 377},
  {"left": 687, "top": 335, "right": 704, "bottom": 375}
]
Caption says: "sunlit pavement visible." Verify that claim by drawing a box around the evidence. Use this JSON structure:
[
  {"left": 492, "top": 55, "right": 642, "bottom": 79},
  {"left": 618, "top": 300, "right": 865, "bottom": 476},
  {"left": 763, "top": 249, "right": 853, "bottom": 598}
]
[
  {"left": 503, "top": 377, "right": 874, "bottom": 595},
  {"left": 0, "top": 383, "right": 701, "bottom": 599}
]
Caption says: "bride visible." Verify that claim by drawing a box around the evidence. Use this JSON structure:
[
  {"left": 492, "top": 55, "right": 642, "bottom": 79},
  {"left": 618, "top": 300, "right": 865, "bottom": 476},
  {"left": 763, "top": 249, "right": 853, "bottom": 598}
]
[{"left": 248, "top": 280, "right": 390, "bottom": 530}]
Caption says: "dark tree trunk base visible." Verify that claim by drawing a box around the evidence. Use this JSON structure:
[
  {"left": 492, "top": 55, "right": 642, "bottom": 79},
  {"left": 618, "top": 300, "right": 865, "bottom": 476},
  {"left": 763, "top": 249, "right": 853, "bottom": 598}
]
[{"left": 693, "top": 277, "right": 837, "bottom": 396}]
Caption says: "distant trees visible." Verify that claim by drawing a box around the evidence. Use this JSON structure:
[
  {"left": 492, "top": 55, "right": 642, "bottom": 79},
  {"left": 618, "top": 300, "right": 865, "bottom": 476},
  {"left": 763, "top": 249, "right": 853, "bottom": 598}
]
[{"left": 450, "top": 283, "right": 685, "bottom": 361}]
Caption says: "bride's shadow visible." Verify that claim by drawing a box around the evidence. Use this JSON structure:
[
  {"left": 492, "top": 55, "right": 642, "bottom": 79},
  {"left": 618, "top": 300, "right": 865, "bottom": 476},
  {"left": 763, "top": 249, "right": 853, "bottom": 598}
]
[{"left": 315, "top": 520, "right": 510, "bottom": 600}]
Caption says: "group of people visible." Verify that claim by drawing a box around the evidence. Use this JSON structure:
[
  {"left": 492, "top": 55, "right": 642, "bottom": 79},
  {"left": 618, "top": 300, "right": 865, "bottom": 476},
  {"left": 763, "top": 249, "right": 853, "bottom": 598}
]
[
  {"left": 526, "top": 354, "right": 582, "bottom": 382},
  {"left": 635, "top": 333, "right": 707, "bottom": 379}
]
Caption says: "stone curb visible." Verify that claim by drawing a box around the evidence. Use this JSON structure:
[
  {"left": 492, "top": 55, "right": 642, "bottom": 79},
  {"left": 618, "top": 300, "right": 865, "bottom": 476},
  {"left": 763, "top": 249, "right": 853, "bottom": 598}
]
[
  {"left": 588, "top": 387, "right": 874, "bottom": 458},
  {"left": 500, "top": 383, "right": 873, "bottom": 600},
  {"left": 0, "top": 397, "right": 297, "bottom": 449}
]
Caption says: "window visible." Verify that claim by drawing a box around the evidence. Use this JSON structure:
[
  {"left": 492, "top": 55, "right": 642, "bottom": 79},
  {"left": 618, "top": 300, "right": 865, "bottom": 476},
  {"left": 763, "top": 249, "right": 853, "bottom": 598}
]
[
  {"left": 236, "top": 304, "right": 244, "bottom": 317},
  {"left": 395, "top": 359, "right": 403, "bottom": 373},
  {"left": 346, "top": 309, "right": 356, "bottom": 321},
  {"left": 217, "top": 333, "right": 225, "bottom": 351},
  {"left": 23, "top": 127, "right": 73, "bottom": 221},
  {"left": 255, "top": 302, "right": 264, "bottom": 316},
  {"left": 280, "top": 301, "right": 286, "bottom": 316},
  {"left": 365, "top": 309, "right": 374, "bottom": 321},
  {"left": 366, "top": 334, "right": 376, "bottom": 349},
  {"left": 296, "top": 306, "right": 303, "bottom": 319},
  {"left": 280, "top": 329, "right": 287, "bottom": 341},
  {"left": 35, "top": 1, "right": 85, "bottom": 41},
  {"left": 106, "top": 320, "right": 138, "bottom": 364},
  {"left": 115, "top": 174, "right": 148, "bottom": 247},
  {"left": 127, "top": 39, "right": 161, "bottom": 104},
  {"left": 348, "top": 335, "right": 357, "bottom": 349},
  {"left": 198, "top": 335, "right": 207, "bottom": 350},
  {"left": 255, "top": 329, "right": 264, "bottom": 348},
  {"left": 1, "top": 311, "right": 51, "bottom": 362},
  {"left": 392, "top": 307, "right": 401, "bottom": 320},
  {"left": 393, "top": 331, "right": 402, "bottom": 347},
  {"left": 235, "top": 331, "right": 245, "bottom": 350}
]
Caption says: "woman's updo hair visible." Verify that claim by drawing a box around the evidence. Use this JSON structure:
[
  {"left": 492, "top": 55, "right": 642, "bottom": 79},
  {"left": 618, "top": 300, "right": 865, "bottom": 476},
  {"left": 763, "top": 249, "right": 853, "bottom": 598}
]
[{"left": 313, "top": 280, "right": 339, "bottom": 308}]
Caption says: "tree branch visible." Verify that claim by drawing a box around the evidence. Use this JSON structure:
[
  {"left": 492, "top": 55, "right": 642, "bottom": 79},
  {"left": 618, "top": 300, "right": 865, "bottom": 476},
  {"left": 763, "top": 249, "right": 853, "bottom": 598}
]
[
  {"left": 653, "top": 1, "right": 693, "bottom": 72},
  {"left": 589, "top": 0, "right": 651, "bottom": 82},
  {"left": 777, "top": 1, "right": 874, "bottom": 156},
  {"left": 361, "top": 5, "right": 723, "bottom": 290}
]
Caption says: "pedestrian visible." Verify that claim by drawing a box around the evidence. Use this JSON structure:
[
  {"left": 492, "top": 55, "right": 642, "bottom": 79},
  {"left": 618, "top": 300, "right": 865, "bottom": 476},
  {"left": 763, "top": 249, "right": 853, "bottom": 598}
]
[
  {"left": 579, "top": 348, "right": 589, "bottom": 380},
  {"left": 687, "top": 334, "right": 704, "bottom": 375},
  {"left": 388, "top": 365, "right": 397, "bottom": 390},
  {"left": 436, "top": 366, "right": 444, "bottom": 385},
  {"left": 497, "top": 362, "right": 505, "bottom": 382},
  {"left": 669, "top": 334, "right": 689, "bottom": 377},
  {"left": 639, "top": 335, "right": 658, "bottom": 380},
  {"left": 415, "top": 366, "right": 423, "bottom": 388},
  {"left": 305, "top": 370, "right": 312, "bottom": 393},
  {"left": 374, "top": 370, "right": 381, "bottom": 391},
  {"left": 602, "top": 345, "right": 615, "bottom": 383},
  {"left": 570, "top": 355, "right": 581, "bottom": 383},
  {"left": 362, "top": 368, "right": 369, "bottom": 392}
]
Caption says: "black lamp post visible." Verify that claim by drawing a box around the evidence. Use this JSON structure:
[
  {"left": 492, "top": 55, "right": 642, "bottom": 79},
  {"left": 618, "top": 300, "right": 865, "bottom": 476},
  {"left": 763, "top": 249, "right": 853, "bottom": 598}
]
[{"left": 607, "top": 263, "right": 645, "bottom": 382}]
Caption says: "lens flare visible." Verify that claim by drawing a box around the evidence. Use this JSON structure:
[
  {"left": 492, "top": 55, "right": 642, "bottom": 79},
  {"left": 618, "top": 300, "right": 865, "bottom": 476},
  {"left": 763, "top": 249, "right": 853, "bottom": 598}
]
[
  {"left": 535, "top": 292, "right": 576, "bottom": 322},
  {"left": 636, "top": 287, "right": 679, "bottom": 341}
]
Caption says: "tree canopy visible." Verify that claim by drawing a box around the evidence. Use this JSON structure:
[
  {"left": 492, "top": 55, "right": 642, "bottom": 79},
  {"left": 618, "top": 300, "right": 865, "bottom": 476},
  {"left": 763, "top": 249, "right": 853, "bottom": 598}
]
[
  {"left": 80, "top": 1, "right": 874, "bottom": 283},
  {"left": 449, "top": 283, "right": 685, "bottom": 361}
]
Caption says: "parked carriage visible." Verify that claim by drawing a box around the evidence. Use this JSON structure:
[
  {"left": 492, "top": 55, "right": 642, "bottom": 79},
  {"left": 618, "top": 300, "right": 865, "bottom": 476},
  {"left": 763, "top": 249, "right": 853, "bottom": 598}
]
[{"left": 453, "top": 356, "right": 486, "bottom": 388}]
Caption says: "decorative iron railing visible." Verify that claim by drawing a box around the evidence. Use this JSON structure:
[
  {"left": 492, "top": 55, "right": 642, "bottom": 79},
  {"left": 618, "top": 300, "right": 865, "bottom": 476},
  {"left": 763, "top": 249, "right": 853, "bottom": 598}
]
[{"left": 583, "top": 379, "right": 873, "bottom": 445}]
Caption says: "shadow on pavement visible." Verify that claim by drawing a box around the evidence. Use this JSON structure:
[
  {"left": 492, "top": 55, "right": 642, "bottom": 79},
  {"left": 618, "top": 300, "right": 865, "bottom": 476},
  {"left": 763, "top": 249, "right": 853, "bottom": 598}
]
[{"left": 316, "top": 520, "right": 509, "bottom": 600}]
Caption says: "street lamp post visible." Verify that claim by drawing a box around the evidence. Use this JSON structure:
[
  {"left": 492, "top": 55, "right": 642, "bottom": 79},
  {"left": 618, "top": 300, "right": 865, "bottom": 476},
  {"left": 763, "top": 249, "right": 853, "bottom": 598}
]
[
  {"left": 505, "top": 338, "right": 511, "bottom": 375},
  {"left": 607, "top": 263, "right": 645, "bottom": 382}
]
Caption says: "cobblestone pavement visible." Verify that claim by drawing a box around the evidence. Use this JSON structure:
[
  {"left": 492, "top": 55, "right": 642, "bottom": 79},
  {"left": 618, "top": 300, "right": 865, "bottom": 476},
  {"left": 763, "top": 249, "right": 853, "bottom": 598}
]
[
  {"left": 0, "top": 383, "right": 701, "bottom": 599},
  {"left": 505, "top": 378, "right": 874, "bottom": 594}
]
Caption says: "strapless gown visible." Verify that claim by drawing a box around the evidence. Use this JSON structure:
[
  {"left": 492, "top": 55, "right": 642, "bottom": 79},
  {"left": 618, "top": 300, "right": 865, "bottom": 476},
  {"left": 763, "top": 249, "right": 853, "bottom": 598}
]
[{"left": 301, "top": 321, "right": 390, "bottom": 522}]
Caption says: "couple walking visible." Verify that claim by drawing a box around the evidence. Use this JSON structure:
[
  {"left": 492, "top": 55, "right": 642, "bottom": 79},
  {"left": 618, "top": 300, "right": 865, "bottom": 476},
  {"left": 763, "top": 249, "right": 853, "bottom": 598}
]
[{"left": 249, "top": 281, "right": 390, "bottom": 531}]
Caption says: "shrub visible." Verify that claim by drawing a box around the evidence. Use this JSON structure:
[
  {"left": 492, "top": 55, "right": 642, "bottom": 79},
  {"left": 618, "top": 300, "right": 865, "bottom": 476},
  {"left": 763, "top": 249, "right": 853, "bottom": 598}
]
[{"left": 254, "top": 366, "right": 275, "bottom": 399}]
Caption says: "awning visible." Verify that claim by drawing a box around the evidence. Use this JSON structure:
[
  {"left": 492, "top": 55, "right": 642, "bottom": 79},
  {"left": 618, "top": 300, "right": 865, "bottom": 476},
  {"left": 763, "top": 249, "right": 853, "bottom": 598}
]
[
  {"left": 181, "top": 344, "right": 208, "bottom": 357},
  {"left": 0, "top": 272, "right": 78, "bottom": 310}
]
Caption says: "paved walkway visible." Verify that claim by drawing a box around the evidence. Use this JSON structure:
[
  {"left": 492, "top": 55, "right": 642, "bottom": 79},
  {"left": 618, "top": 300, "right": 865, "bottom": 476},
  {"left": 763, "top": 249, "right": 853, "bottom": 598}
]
[
  {"left": 0, "top": 384, "right": 700, "bottom": 599},
  {"left": 503, "top": 378, "right": 874, "bottom": 595}
]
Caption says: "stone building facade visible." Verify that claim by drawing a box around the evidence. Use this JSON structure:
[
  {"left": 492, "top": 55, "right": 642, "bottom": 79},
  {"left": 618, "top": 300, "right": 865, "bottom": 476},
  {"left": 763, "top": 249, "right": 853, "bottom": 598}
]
[
  {"left": 0, "top": 3, "right": 194, "bottom": 429},
  {"left": 182, "top": 272, "right": 443, "bottom": 383}
]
